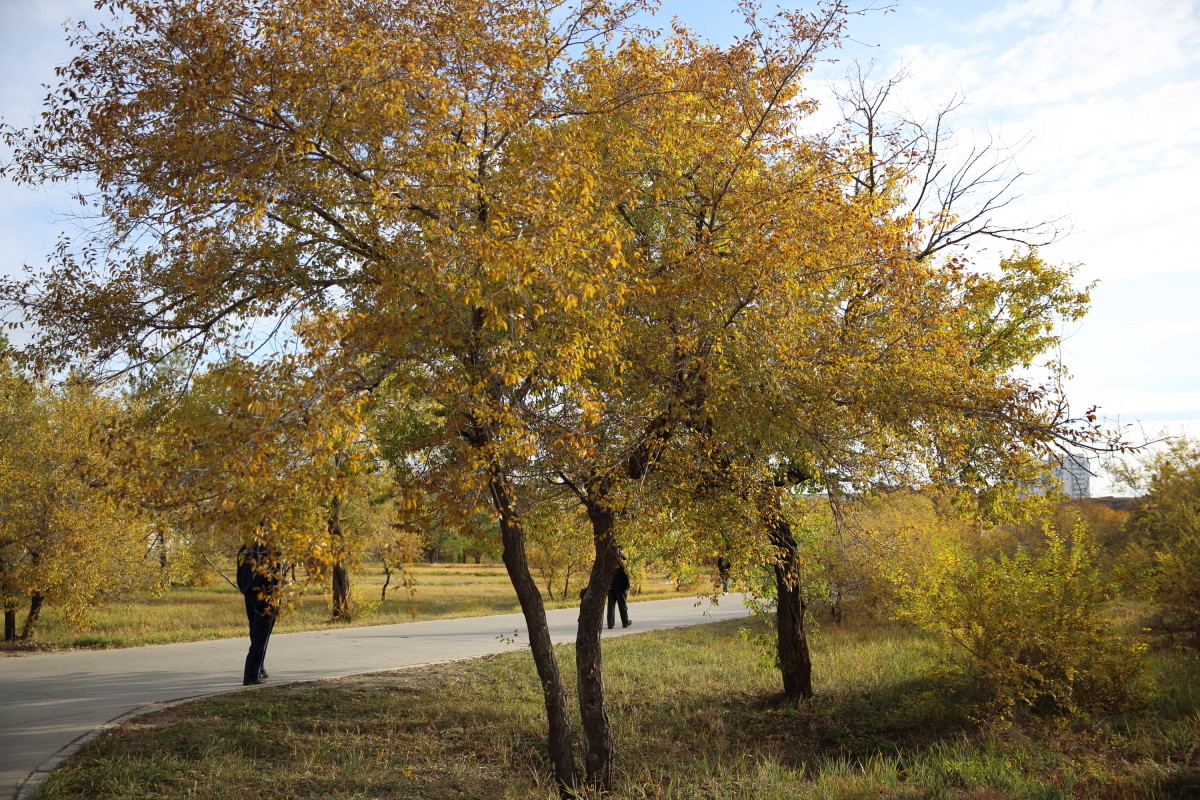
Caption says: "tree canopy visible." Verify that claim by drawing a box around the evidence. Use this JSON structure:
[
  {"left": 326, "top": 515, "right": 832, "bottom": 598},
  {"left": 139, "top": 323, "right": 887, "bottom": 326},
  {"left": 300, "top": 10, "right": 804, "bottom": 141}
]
[{"left": 0, "top": 0, "right": 1108, "bottom": 790}]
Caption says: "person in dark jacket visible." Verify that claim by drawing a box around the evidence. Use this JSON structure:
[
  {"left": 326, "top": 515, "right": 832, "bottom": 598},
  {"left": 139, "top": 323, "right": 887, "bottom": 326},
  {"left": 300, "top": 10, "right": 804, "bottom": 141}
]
[
  {"left": 717, "top": 556, "right": 731, "bottom": 594},
  {"left": 236, "top": 540, "right": 280, "bottom": 686},
  {"left": 607, "top": 546, "right": 631, "bottom": 629}
]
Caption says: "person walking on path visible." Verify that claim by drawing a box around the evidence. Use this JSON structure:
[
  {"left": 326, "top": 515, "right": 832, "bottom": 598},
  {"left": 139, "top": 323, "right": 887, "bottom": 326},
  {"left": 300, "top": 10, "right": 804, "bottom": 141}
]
[
  {"left": 236, "top": 539, "right": 280, "bottom": 685},
  {"left": 607, "top": 547, "right": 631, "bottom": 630}
]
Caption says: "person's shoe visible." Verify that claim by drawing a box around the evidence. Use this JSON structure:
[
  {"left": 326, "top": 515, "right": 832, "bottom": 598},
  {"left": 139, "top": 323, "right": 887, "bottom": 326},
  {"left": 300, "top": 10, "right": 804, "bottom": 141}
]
[
  {"left": 243, "top": 678, "right": 267, "bottom": 686},
  {"left": 607, "top": 624, "right": 614, "bottom": 629},
  {"left": 259, "top": 671, "right": 269, "bottom": 680},
  {"left": 622, "top": 620, "right": 632, "bottom": 628}
]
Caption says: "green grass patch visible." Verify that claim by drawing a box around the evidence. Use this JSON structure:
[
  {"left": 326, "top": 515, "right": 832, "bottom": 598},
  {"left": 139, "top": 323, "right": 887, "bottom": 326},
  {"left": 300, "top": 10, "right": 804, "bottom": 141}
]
[{"left": 36, "top": 616, "right": 1200, "bottom": 799}]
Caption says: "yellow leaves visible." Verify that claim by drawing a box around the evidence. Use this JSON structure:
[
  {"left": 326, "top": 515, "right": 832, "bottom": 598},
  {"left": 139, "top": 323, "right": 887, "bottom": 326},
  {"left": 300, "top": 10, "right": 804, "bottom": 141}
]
[{"left": 0, "top": 373, "right": 152, "bottom": 625}]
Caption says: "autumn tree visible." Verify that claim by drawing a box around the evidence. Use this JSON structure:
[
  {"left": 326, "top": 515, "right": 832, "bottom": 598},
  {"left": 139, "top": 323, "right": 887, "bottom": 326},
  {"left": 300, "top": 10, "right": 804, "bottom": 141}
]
[
  {"left": 1116, "top": 439, "right": 1200, "bottom": 644},
  {"left": 525, "top": 498, "right": 593, "bottom": 601},
  {"left": 110, "top": 346, "right": 385, "bottom": 624},
  {"left": 0, "top": 366, "right": 152, "bottom": 641},
  {"left": 1, "top": 0, "right": 663, "bottom": 787},
  {"left": 1, "top": 0, "right": 1111, "bottom": 790}
]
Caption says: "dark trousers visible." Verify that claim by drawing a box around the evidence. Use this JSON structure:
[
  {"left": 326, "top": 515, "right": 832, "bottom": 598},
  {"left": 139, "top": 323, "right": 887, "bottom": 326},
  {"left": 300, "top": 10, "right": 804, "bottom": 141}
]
[
  {"left": 243, "top": 593, "right": 275, "bottom": 684},
  {"left": 606, "top": 588, "right": 629, "bottom": 628}
]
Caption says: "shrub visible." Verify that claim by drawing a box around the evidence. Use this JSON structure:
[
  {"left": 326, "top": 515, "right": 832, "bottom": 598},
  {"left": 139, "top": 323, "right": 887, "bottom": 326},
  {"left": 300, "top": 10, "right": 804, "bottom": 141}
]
[
  {"left": 1148, "top": 531, "right": 1200, "bottom": 644},
  {"left": 896, "top": 521, "right": 1147, "bottom": 720},
  {"left": 1119, "top": 439, "right": 1200, "bottom": 646}
]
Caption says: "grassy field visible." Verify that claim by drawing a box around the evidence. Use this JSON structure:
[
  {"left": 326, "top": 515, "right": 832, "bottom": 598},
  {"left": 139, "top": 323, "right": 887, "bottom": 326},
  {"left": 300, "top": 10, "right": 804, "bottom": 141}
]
[
  {"left": 35, "top": 613, "right": 1200, "bottom": 799},
  {"left": 5, "top": 562, "right": 703, "bottom": 650}
]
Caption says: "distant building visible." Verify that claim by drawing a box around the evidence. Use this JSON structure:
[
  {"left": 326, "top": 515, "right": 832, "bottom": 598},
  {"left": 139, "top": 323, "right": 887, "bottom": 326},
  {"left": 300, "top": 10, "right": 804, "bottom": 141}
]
[{"left": 1051, "top": 453, "right": 1091, "bottom": 498}]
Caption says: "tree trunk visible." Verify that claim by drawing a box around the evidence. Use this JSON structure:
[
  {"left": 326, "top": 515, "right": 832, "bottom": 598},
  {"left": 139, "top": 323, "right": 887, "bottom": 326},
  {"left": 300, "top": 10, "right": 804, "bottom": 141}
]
[
  {"left": 156, "top": 528, "right": 170, "bottom": 586},
  {"left": 329, "top": 491, "right": 352, "bottom": 621},
  {"left": 4, "top": 606, "right": 15, "bottom": 642},
  {"left": 380, "top": 560, "right": 393, "bottom": 602},
  {"left": 489, "top": 475, "right": 580, "bottom": 792},
  {"left": 768, "top": 514, "right": 813, "bottom": 700},
  {"left": 19, "top": 593, "right": 45, "bottom": 641},
  {"left": 577, "top": 503, "right": 619, "bottom": 791}
]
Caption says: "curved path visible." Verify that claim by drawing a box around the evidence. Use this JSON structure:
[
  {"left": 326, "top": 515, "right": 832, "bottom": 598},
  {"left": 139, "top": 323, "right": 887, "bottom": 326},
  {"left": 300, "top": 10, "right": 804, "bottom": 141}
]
[{"left": 1, "top": 594, "right": 749, "bottom": 799}]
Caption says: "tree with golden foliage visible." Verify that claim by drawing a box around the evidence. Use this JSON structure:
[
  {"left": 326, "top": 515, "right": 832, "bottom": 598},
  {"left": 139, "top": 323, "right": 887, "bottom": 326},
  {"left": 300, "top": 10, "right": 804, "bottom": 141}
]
[
  {"left": 2, "top": 0, "right": 1111, "bottom": 790},
  {"left": 0, "top": 363, "right": 152, "bottom": 641}
]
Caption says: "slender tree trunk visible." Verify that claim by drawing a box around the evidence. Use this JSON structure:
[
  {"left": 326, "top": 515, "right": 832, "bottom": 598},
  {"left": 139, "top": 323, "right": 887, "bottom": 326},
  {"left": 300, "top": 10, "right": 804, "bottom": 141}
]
[
  {"left": 767, "top": 513, "right": 813, "bottom": 700},
  {"left": 18, "top": 593, "right": 44, "bottom": 641},
  {"left": 4, "top": 605, "right": 15, "bottom": 642},
  {"left": 156, "top": 528, "right": 170, "bottom": 586},
  {"left": 489, "top": 475, "right": 580, "bottom": 792},
  {"left": 380, "top": 559, "right": 393, "bottom": 602},
  {"left": 829, "top": 590, "right": 843, "bottom": 625},
  {"left": 329, "top": 490, "right": 352, "bottom": 621},
  {"left": 577, "top": 503, "right": 619, "bottom": 791}
]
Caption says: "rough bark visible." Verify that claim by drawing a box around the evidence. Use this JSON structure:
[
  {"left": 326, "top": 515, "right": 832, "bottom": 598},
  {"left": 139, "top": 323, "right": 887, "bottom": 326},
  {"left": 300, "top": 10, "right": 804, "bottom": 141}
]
[
  {"left": 489, "top": 475, "right": 580, "bottom": 792},
  {"left": 19, "top": 593, "right": 44, "bottom": 641},
  {"left": 768, "top": 514, "right": 813, "bottom": 700},
  {"left": 577, "top": 504, "right": 619, "bottom": 791},
  {"left": 329, "top": 491, "right": 352, "bottom": 621}
]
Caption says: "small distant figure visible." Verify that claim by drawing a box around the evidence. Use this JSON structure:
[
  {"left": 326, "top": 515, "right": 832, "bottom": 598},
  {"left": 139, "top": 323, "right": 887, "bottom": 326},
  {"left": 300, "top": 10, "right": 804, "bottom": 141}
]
[
  {"left": 237, "top": 540, "right": 280, "bottom": 686},
  {"left": 577, "top": 584, "right": 589, "bottom": 622},
  {"left": 717, "top": 556, "right": 731, "bottom": 594},
  {"left": 607, "top": 546, "right": 631, "bottom": 629}
]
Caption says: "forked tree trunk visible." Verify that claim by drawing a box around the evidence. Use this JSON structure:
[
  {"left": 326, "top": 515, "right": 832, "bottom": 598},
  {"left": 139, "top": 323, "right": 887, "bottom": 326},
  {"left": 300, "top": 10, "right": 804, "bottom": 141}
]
[
  {"left": 768, "top": 514, "right": 813, "bottom": 700},
  {"left": 577, "top": 503, "right": 620, "bottom": 791},
  {"left": 489, "top": 476, "right": 580, "bottom": 793}
]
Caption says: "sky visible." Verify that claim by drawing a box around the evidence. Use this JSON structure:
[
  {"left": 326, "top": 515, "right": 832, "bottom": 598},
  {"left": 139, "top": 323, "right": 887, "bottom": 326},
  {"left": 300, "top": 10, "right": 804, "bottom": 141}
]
[{"left": 2, "top": 0, "right": 1198, "bottom": 495}]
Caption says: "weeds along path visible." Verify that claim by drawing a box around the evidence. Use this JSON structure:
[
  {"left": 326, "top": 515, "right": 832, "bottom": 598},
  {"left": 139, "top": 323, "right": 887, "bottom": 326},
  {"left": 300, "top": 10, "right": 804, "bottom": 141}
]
[{"left": 2, "top": 594, "right": 748, "bottom": 800}]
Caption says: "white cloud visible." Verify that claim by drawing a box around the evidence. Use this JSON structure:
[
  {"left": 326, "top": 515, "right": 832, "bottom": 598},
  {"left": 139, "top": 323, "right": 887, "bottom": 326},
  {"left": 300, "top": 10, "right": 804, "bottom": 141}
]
[
  {"left": 889, "top": 0, "right": 1200, "bottom": 111},
  {"left": 1015, "top": 161, "right": 1200, "bottom": 283},
  {"left": 984, "top": 1, "right": 1198, "bottom": 103},
  {"left": 971, "top": 0, "right": 1068, "bottom": 32}
]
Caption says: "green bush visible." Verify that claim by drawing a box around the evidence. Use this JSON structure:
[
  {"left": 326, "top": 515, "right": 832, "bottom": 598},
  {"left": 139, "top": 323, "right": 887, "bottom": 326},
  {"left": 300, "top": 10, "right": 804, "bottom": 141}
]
[
  {"left": 897, "top": 521, "right": 1146, "bottom": 720},
  {"left": 1119, "top": 439, "right": 1200, "bottom": 646},
  {"left": 1148, "top": 531, "right": 1200, "bottom": 644}
]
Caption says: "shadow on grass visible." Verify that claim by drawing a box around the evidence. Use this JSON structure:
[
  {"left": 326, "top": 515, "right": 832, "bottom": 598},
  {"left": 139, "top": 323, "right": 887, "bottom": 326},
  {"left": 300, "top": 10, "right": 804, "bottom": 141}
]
[
  {"left": 604, "top": 617, "right": 975, "bottom": 776},
  {"left": 35, "top": 615, "right": 1200, "bottom": 800}
]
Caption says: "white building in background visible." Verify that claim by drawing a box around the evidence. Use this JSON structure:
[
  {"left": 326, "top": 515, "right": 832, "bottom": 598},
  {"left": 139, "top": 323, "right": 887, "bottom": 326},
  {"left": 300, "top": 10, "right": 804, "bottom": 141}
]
[{"left": 1052, "top": 453, "right": 1092, "bottom": 498}]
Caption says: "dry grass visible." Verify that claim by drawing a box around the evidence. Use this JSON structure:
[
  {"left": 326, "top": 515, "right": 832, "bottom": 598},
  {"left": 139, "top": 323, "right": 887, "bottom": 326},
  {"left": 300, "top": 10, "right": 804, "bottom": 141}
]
[
  {"left": 6, "top": 562, "right": 704, "bottom": 650},
  {"left": 35, "top": 612, "right": 1200, "bottom": 800}
]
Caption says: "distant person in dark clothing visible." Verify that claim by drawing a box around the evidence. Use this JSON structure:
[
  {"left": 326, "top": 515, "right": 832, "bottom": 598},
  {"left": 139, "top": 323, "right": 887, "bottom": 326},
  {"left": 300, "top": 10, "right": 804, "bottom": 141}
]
[
  {"left": 607, "top": 546, "right": 631, "bottom": 629},
  {"left": 237, "top": 540, "right": 280, "bottom": 686},
  {"left": 717, "top": 556, "right": 731, "bottom": 594}
]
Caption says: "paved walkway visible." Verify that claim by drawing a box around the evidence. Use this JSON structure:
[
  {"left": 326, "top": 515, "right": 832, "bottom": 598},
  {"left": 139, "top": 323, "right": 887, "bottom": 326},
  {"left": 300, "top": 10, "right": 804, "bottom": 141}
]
[{"left": 1, "top": 594, "right": 749, "bottom": 799}]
